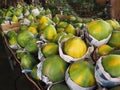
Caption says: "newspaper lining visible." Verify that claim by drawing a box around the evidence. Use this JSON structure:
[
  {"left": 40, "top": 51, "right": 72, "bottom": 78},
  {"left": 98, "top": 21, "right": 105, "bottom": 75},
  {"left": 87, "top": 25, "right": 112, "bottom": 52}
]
[
  {"left": 58, "top": 36, "right": 94, "bottom": 63},
  {"left": 95, "top": 56, "right": 120, "bottom": 87},
  {"left": 65, "top": 67, "right": 95, "bottom": 90}
]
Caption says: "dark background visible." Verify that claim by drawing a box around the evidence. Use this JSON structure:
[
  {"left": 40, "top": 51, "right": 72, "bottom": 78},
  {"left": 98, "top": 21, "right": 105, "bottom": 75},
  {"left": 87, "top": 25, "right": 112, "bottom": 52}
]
[{"left": 0, "top": 35, "right": 36, "bottom": 90}]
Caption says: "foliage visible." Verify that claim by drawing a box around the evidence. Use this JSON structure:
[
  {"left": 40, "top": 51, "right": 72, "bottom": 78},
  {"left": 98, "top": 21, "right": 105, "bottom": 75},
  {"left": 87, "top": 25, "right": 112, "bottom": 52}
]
[{"left": 46, "top": 0, "right": 78, "bottom": 16}]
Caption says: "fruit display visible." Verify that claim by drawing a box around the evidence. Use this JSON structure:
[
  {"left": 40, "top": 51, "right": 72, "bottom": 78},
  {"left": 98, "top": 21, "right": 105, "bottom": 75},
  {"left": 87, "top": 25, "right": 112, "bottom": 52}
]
[
  {"left": 95, "top": 55, "right": 120, "bottom": 87},
  {"left": 6, "top": 30, "right": 17, "bottom": 45},
  {"left": 108, "top": 31, "right": 120, "bottom": 48},
  {"left": 63, "top": 37, "right": 87, "bottom": 58},
  {"left": 0, "top": 2, "right": 120, "bottom": 90},
  {"left": 97, "top": 44, "right": 114, "bottom": 56},
  {"left": 17, "top": 30, "right": 35, "bottom": 47},
  {"left": 21, "top": 53, "right": 37, "bottom": 70},
  {"left": 47, "top": 82, "right": 70, "bottom": 90},
  {"left": 66, "top": 60, "right": 96, "bottom": 90},
  {"left": 106, "top": 19, "right": 120, "bottom": 30},
  {"left": 102, "top": 55, "right": 120, "bottom": 77},
  {"left": 42, "top": 43, "right": 59, "bottom": 57},
  {"left": 39, "top": 55, "right": 68, "bottom": 83},
  {"left": 86, "top": 19, "right": 113, "bottom": 47}
]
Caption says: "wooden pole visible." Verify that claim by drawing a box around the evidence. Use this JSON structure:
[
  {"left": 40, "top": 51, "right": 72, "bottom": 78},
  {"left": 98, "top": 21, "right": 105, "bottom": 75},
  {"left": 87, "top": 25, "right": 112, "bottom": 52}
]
[
  {"left": 110, "top": 0, "right": 120, "bottom": 20},
  {"left": 95, "top": 0, "right": 106, "bottom": 7},
  {"left": 5, "top": 0, "right": 7, "bottom": 8}
]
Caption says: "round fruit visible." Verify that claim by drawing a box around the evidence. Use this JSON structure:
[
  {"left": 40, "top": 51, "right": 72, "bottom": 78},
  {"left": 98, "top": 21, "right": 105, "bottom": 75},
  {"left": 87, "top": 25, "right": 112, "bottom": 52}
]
[
  {"left": 9, "top": 37, "right": 17, "bottom": 45},
  {"left": 17, "top": 51, "right": 26, "bottom": 60},
  {"left": 21, "top": 54, "right": 37, "bottom": 69},
  {"left": 59, "top": 33, "right": 74, "bottom": 43},
  {"left": 69, "top": 15, "right": 76, "bottom": 21},
  {"left": 31, "top": 65, "right": 40, "bottom": 80},
  {"left": 82, "top": 18, "right": 94, "bottom": 24},
  {"left": 12, "top": 15, "right": 18, "bottom": 22},
  {"left": 45, "top": 8, "right": 51, "bottom": 15},
  {"left": 50, "top": 83, "right": 69, "bottom": 90},
  {"left": 87, "top": 19, "right": 113, "bottom": 41},
  {"left": 63, "top": 37, "right": 87, "bottom": 58},
  {"left": 27, "top": 14, "right": 34, "bottom": 21},
  {"left": 106, "top": 19, "right": 120, "bottom": 30},
  {"left": 65, "top": 24, "right": 76, "bottom": 35},
  {"left": 108, "top": 31, "right": 120, "bottom": 48},
  {"left": 52, "top": 15, "right": 60, "bottom": 24},
  {"left": 102, "top": 55, "right": 120, "bottom": 77},
  {"left": 57, "top": 28, "right": 65, "bottom": 33},
  {"left": 25, "top": 38, "right": 38, "bottom": 54},
  {"left": 74, "top": 23, "right": 83, "bottom": 28},
  {"left": 57, "top": 21, "right": 68, "bottom": 28},
  {"left": 42, "top": 43, "right": 58, "bottom": 57},
  {"left": 38, "top": 22, "right": 49, "bottom": 33},
  {"left": 69, "top": 61, "right": 95, "bottom": 87},
  {"left": 42, "top": 55, "right": 68, "bottom": 82},
  {"left": 43, "top": 25, "right": 57, "bottom": 41},
  {"left": 7, "top": 30, "right": 17, "bottom": 45},
  {"left": 39, "top": 16, "right": 52, "bottom": 25},
  {"left": 20, "top": 25, "right": 28, "bottom": 31},
  {"left": 30, "top": 22, "right": 39, "bottom": 29},
  {"left": 17, "top": 30, "right": 34, "bottom": 47},
  {"left": 27, "top": 26, "right": 38, "bottom": 35},
  {"left": 6, "top": 30, "right": 17, "bottom": 39},
  {"left": 53, "top": 32, "right": 66, "bottom": 43},
  {"left": 110, "top": 50, "right": 120, "bottom": 55},
  {"left": 14, "top": 9, "right": 21, "bottom": 17},
  {"left": 98, "top": 44, "right": 114, "bottom": 56}
]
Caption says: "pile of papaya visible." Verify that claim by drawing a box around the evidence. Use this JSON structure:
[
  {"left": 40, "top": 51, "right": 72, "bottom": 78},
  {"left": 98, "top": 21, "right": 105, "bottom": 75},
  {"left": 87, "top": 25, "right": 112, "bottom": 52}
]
[{"left": 1, "top": 3, "right": 120, "bottom": 90}]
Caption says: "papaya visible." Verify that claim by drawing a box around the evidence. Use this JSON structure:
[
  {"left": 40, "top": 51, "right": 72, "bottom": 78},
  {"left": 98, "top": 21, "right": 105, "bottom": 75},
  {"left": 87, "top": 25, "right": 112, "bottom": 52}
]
[
  {"left": 25, "top": 38, "right": 38, "bottom": 54},
  {"left": 31, "top": 65, "right": 40, "bottom": 80},
  {"left": 65, "top": 24, "right": 76, "bottom": 35},
  {"left": 42, "top": 55, "right": 68, "bottom": 82},
  {"left": 69, "top": 60, "right": 96, "bottom": 87},
  {"left": 98, "top": 44, "right": 114, "bottom": 56},
  {"left": 63, "top": 37, "right": 87, "bottom": 58},
  {"left": 6, "top": 30, "right": 17, "bottom": 45},
  {"left": 27, "top": 26, "right": 38, "bottom": 35},
  {"left": 17, "top": 30, "right": 34, "bottom": 47},
  {"left": 108, "top": 31, "right": 120, "bottom": 48},
  {"left": 21, "top": 53, "right": 37, "bottom": 70},
  {"left": 106, "top": 19, "right": 120, "bottom": 30},
  {"left": 87, "top": 19, "right": 113, "bottom": 41},
  {"left": 42, "top": 24, "right": 57, "bottom": 41},
  {"left": 102, "top": 55, "right": 120, "bottom": 77},
  {"left": 50, "top": 83, "right": 69, "bottom": 90},
  {"left": 42, "top": 43, "right": 58, "bottom": 57}
]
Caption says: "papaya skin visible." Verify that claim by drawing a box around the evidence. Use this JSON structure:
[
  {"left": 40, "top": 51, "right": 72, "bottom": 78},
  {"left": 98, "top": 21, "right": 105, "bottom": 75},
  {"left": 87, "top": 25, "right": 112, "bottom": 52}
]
[
  {"left": 42, "top": 55, "right": 68, "bottom": 82},
  {"left": 87, "top": 20, "right": 113, "bottom": 41},
  {"left": 102, "top": 55, "right": 120, "bottom": 77},
  {"left": 63, "top": 37, "right": 87, "bottom": 58},
  {"left": 69, "top": 61, "right": 95, "bottom": 87}
]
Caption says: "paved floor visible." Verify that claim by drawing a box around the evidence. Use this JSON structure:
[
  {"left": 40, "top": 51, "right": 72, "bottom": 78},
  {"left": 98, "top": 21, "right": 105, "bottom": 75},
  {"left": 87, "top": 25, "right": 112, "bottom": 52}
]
[{"left": 0, "top": 34, "right": 37, "bottom": 90}]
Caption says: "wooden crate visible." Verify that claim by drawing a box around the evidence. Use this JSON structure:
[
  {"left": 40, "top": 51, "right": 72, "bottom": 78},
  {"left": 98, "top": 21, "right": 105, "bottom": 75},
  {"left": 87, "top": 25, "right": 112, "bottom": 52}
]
[
  {"left": 2, "top": 35, "right": 43, "bottom": 90},
  {"left": 0, "top": 22, "right": 21, "bottom": 32},
  {"left": 0, "top": 22, "right": 45, "bottom": 90},
  {"left": 56, "top": 14, "right": 70, "bottom": 19}
]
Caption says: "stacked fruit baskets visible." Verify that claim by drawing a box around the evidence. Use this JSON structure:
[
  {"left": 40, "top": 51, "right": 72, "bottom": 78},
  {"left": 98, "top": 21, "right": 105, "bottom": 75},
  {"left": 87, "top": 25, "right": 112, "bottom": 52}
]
[{"left": 0, "top": 2, "right": 120, "bottom": 90}]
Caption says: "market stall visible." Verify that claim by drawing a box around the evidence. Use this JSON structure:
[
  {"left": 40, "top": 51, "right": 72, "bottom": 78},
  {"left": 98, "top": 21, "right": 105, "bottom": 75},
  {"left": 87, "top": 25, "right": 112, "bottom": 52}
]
[{"left": 0, "top": 0, "right": 120, "bottom": 90}]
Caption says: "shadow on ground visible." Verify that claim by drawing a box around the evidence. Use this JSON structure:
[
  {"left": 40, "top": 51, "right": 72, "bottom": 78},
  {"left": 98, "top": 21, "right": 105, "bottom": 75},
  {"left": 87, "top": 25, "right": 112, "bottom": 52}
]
[{"left": 0, "top": 34, "right": 37, "bottom": 90}]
